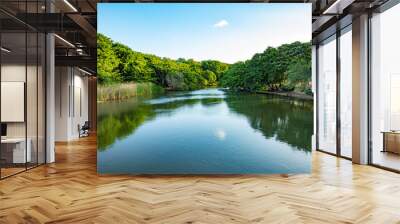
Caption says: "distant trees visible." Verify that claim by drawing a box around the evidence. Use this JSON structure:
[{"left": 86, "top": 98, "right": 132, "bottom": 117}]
[{"left": 97, "top": 33, "right": 311, "bottom": 94}]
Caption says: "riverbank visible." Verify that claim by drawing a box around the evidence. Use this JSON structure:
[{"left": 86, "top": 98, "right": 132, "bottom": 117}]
[
  {"left": 255, "top": 90, "right": 313, "bottom": 100},
  {"left": 98, "top": 83, "right": 313, "bottom": 102}
]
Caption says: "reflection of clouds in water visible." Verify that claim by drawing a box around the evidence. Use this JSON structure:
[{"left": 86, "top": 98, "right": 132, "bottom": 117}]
[
  {"left": 146, "top": 95, "right": 224, "bottom": 105},
  {"left": 190, "top": 88, "right": 226, "bottom": 95},
  {"left": 145, "top": 88, "right": 226, "bottom": 105},
  {"left": 214, "top": 128, "right": 226, "bottom": 140}
]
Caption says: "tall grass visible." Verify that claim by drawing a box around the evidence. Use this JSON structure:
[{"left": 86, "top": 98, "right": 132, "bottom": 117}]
[{"left": 97, "top": 82, "right": 164, "bottom": 102}]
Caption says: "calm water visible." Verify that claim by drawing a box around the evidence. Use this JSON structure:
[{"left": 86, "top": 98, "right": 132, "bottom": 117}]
[{"left": 97, "top": 88, "right": 313, "bottom": 174}]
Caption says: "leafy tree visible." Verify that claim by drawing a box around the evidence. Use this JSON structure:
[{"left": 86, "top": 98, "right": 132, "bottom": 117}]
[
  {"left": 286, "top": 59, "right": 311, "bottom": 94},
  {"left": 202, "top": 70, "right": 217, "bottom": 86},
  {"left": 201, "top": 60, "right": 229, "bottom": 80},
  {"left": 220, "top": 62, "right": 247, "bottom": 90},
  {"left": 97, "top": 34, "right": 121, "bottom": 84}
]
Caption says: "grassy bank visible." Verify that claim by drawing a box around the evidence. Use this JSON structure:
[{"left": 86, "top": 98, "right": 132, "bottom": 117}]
[{"left": 97, "top": 82, "right": 164, "bottom": 102}]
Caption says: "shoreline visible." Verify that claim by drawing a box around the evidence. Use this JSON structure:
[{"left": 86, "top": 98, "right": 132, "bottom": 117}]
[
  {"left": 255, "top": 90, "right": 313, "bottom": 101},
  {"left": 97, "top": 86, "right": 314, "bottom": 102}
]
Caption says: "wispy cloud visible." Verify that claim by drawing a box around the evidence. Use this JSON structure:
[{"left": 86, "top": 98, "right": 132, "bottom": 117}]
[{"left": 213, "top": 19, "right": 229, "bottom": 28}]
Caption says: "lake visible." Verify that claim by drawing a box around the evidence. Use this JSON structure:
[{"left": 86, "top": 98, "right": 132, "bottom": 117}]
[{"left": 97, "top": 88, "right": 313, "bottom": 174}]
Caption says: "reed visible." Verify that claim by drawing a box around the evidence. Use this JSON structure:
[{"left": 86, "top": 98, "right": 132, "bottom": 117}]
[{"left": 97, "top": 82, "right": 164, "bottom": 102}]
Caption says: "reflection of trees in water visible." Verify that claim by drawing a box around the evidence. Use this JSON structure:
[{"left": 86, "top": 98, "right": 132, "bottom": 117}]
[
  {"left": 98, "top": 92, "right": 313, "bottom": 152},
  {"left": 225, "top": 93, "right": 313, "bottom": 152},
  {"left": 97, "top": 105, "right": 154, "bottom": 151},
  {"left": 97, "top": 97, "right": 223, "bottom": 151}
]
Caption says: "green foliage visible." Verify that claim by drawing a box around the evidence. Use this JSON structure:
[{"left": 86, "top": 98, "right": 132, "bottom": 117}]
[
  {"left": 220, "top": 62, "right": 247, "bottom": 90},
  {"left": 220, "top": 41, "right": 312, "bottom": 94},
  {"left": 97, "top": 34, "right": 121, "bottom": 83},
  {"left": 201, "top": 60, "right": 229, "bottom": 80},
  {"left": 202, "top": 70, "right": 217, "bottom": 86},
  {"left": 98, "top": 33, "right": 311, "bottom": 94},
  {"left": 97, "top": 33, "right": 228, "bottom": 90},
  {"left": 286, "top": 59, "right": 312, "bottom": 94},
  {"left": 113, "top": 43, "right": 154, "bottom": 83}
]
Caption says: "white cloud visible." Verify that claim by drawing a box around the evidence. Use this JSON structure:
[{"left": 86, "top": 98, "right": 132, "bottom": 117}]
[{"left": 213, "top": 19, "right": 229, "bottom": 28}]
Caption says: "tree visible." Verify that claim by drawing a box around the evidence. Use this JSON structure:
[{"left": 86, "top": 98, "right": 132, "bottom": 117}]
[
  {"left": 97, "top": 34, "right": 121, "bottom": 84},
  {"left": 202, "top": 70, "right": 217, "bottom": 86},
  {"left": 201, "top": 60, "right": 229, "bottom": 80},
  {"left": 286, "top": 59, "right": 311, "bottom": 93},
  {"left": 220, "top": 62, "right": 247, "bottom": 90},
  {"left": 221, "top": 41, "right": 311, "bottom": 93}
]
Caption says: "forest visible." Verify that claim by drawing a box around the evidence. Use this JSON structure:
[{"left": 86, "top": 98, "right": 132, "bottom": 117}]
[
  {"left": 98, "top": 33, "right": 312, "bottom": 95},
  {"left": 98, "top": 33, "right": 229, "bottom": 91}
]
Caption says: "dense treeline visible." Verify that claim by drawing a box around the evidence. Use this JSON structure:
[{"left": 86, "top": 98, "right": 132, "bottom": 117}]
[
  {"left": 98, "top": 33, "right": 229, "bottom": 90},
  {"left": 98, "top": 33, "right": 311, "bottom": 94},
  {"left": 220, "top": 42, "right": 312, "bottom": 94}
]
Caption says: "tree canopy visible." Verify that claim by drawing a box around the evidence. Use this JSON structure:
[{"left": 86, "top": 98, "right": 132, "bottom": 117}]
[
  {"left": 97, "top": 33, "right": 311, "bottom": 94},
  {"left": 220, "top": 42, "right": 311, "bottom": 94},
  {"left": 97, "top": 33, "right": 229, "bottom": 90}
]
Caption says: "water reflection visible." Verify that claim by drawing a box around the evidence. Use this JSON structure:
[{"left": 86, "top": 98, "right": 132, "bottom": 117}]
[
  {"left": 225, "top": 93, "right": 313, "bottom": 152},
  {"left": 97, "top": 88, "right": 313, "bottom": 174}
]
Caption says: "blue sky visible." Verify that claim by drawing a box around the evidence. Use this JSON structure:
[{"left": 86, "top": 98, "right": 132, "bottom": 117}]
[{"left": 98, "top": 4, "right": 311, "bottom": 64}]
